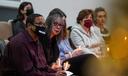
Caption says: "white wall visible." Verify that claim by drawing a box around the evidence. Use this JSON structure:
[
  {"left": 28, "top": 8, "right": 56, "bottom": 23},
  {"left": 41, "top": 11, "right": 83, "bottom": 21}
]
[{"left": 22, "top": 0, "right": 109, "bottom": 27}]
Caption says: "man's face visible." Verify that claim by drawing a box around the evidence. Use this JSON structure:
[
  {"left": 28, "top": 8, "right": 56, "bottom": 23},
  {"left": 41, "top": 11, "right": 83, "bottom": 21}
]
[
  {"left": 34, "top": 16, "right": 45, "bottom": 27},
  {"left": 51, "top": 17, "right": 64, "bottom": 37},
  {"left": 96, "top": 11, "right": 107, "bottom": 26},
  {"left": 31, "top": 16, "right": 46, "bottom": 36}
]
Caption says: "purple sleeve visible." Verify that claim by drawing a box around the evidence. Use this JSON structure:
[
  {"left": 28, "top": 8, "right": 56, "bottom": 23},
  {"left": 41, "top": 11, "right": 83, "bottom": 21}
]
[{"left": 8, "top": 42, "right": 56, "bottom": 76}]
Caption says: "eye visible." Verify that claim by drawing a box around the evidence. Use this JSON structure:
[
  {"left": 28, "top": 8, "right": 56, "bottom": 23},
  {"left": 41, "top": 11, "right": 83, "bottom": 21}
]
[{"left": 53, "top": 22, "right": 58, "bottom": 25}]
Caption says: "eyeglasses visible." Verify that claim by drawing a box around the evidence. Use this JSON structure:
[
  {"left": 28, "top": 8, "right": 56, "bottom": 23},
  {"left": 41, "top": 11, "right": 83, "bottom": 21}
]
[{"left": 53, "top": 22, "right": 64, "bottom": 27}]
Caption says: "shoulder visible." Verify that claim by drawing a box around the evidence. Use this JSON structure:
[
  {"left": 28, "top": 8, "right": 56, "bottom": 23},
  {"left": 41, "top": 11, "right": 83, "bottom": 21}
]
[
  {"left": 70, "top": 28, "right": 80, "bottom": 37},
  {"left": 12, "top": 20, "right": 24, "bottom": 26},
  {"left": 91, "top": 25, "right": 100, "bottom": 31},
  {"left": 9, "top": 32, "right": 26, "bottom": 45},
  {"left": 71, "top": 25, "right": 81, "bottom": 33}
]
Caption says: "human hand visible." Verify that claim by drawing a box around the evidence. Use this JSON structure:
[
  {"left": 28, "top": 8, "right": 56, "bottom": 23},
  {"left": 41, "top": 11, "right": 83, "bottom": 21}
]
[
  {"left": 51, "top": 58, "right": 62, "bottom": 71},
  {"left": 72, "top": 46, "right": 82, "bottom": 57},
  {"left": 63, "top": 61, "right": 70, "bottom": 71},
  {"left": 51, "top": 62, "right": 62, "bottom": 71}
]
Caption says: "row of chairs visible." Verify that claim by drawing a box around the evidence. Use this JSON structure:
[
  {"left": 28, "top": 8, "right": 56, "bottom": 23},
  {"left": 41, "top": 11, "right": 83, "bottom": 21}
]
[
  {"left": 0, "top": 21, "right": 15, "bottom": 76},
  {"left": 0, "top": 21, "right": 12, "bottom": 40}
]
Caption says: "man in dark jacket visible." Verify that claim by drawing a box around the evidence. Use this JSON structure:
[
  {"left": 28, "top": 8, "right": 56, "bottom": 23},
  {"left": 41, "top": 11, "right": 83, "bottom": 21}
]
[{"left": 5, "top": 14, "right": 66, "bottom": 76}]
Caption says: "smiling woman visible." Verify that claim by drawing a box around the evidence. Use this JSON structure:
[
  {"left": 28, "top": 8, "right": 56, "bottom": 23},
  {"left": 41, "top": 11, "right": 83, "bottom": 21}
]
[{"left": 0, "top": 0, "right": 22, "bottom": 8}]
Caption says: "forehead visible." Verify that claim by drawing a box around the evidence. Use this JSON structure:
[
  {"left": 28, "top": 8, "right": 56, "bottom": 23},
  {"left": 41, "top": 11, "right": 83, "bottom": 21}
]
[
  {"left": 97, "top": 11, "right": 106, "bottom": 16},
  {"left": 24, "top": 4, "right": 32, "bottom": 9},
  {"left": 87, "top": 14, "right": 92, "bottom": 17},
  {"left": 54, "top": 17, "right": 64, "bottom": 23},
  {"left": 34, "top": 16, "right": 45, "bottom": 23},
  {"left": 83, "top": 14, "right": 92, "bottom": 19}
]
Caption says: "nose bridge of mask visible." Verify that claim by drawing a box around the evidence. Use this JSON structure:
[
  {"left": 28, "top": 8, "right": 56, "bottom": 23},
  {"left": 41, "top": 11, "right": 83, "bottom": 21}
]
[{"left": 38, "top": 30, "right": 46, "bottom": 35}]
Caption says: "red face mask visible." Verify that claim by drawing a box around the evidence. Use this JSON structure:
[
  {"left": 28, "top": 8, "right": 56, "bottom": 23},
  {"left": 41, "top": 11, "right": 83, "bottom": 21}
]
[{"left": 84, "top": 20, "right": 93, "bottom": 29}]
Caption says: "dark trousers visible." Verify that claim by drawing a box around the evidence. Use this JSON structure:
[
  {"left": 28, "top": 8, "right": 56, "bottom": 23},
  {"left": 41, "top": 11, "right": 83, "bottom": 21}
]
[{"left": 63, "top": 54, "right": 100, "bottom": 76}]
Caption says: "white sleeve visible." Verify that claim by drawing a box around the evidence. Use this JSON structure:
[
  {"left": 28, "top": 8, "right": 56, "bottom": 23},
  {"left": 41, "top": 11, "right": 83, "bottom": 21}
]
[{"left": 70, "top": 29, "right": 96, "bottom": 55}]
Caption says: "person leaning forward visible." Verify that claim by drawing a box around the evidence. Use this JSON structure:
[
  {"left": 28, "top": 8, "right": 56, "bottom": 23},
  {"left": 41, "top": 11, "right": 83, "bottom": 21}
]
[{"left": 5, "top": 14, "right": 66, "bottom": 76}]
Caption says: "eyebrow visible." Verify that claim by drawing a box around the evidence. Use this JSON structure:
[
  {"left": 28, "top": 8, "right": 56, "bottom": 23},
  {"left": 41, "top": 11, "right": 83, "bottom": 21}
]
[{"left": 34, "top": 22, "right": 45, "bottom": 25}]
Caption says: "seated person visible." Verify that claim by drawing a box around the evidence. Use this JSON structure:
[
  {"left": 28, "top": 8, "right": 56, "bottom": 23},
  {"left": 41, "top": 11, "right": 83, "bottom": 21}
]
[
  {"left": 58, "top": 26, "right": 82, "bottom": 62},
  {"left": 93, "top": 7, "right": 110, "bottom": 44},
  {"left": 67, "top": 9, "right": 104, "bottom": 76},
  {"left": 4, "top": 14, "right": 66, "bottom": 76},
  {"left": 70, "top": 9, "right": 106, "bottom": 58}
]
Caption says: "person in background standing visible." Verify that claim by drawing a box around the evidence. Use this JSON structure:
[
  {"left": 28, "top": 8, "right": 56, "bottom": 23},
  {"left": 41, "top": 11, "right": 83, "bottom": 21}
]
[{"left": 11, "top": 2, "right": 34, "bottom": 36}]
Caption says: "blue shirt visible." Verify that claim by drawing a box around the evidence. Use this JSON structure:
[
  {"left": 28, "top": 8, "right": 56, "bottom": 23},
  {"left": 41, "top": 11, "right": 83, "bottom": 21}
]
[{"left": 58, "top": 38, "right": 73, "bottom": 62}]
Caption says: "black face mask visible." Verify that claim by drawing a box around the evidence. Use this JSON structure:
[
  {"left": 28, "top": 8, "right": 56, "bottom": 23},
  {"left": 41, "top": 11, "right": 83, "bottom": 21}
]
[
  {"left": 34, "top": 26, "right": 48, "bottom": 47},
  {"left": 34, "top": 26, "right": 46, "bottom": 37},
  {"left": 26, "top": 9, "right": 34, "bottom": 16}
]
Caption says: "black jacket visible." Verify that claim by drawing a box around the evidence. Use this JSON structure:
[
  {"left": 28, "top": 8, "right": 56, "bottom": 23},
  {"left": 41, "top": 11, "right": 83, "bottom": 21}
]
[
  {"left": 40, "top": 36, "right": 60, "bottom": 65},
  {"left": 11, "top": 20, "right": 25, "bottom": 36}
]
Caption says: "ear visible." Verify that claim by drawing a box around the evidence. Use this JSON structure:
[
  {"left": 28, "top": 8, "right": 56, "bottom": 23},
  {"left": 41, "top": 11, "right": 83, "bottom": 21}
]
[
  {"left": 79, "top": 20, "right": 83, "bottom": 25},
  {"left": 31, "top": 25, "right": 36, "bottom": 31}
]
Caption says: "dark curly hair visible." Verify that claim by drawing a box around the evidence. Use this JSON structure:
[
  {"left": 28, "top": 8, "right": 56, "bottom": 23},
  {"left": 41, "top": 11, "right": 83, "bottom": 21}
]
[{"left": 15, "top": 2, "right": 33, "bottom": 22}]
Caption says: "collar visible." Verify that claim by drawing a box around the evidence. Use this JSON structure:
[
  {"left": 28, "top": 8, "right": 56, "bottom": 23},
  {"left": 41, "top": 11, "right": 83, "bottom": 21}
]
[{"left": 23, "top": 30, "right": 37, "bottom": 43}]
